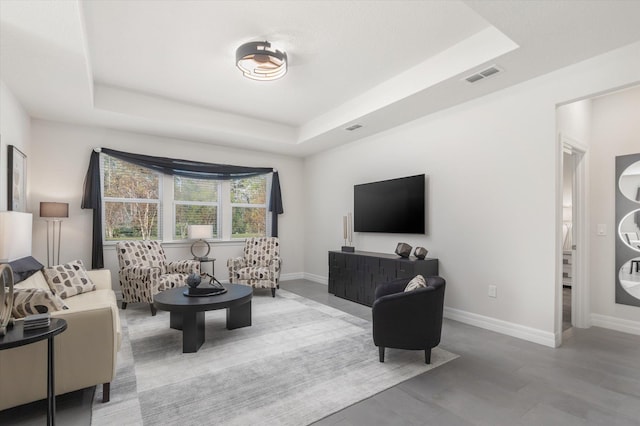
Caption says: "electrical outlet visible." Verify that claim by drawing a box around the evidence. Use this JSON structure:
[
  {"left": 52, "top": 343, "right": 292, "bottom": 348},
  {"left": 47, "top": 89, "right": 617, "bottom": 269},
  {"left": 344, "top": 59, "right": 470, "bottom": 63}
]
[{"left": 488, "top": 285, "right": 497, "bottom": 298}]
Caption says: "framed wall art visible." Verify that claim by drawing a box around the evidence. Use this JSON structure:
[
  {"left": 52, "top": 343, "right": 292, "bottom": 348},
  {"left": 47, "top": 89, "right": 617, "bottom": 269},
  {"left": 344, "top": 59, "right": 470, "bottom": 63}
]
[{"left": 7, "top": 145, "right": 27, "bottom": 212}]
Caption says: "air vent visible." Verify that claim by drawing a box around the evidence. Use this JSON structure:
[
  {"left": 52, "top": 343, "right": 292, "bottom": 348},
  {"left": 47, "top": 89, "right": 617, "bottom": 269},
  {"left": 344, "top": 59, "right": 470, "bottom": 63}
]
[
  {"left": 345, "top": 124, "right": 362, "bottom": 131},
  {"left": 464, "top": 65, "right": 502, "bottom": 83}
]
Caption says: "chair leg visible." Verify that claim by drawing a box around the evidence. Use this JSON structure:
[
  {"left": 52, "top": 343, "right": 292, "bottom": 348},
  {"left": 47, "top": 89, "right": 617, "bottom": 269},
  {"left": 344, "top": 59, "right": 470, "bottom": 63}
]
[
  {"left": 271, "top": 288, "right": 276, "bottom": 297},
  {"left": 425, "top": 348, "right": 432, "bottom": 364},
  {"left": 102, "top": 383, "right": 110, "bottom": 403},
  {"left": 150, "top": 304, "right": 157, "bottom": 316},
  {"left": 121, "top": 301, "right": 127, "bottom": 310},
  {"left": 378, "top": 346, "right": 385, "bottom": 363}
]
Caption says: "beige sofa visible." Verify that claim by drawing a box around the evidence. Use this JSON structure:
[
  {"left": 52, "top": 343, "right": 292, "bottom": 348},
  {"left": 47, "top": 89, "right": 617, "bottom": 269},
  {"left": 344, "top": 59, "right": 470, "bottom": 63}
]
[{"left": 0, "top": 269, "right": 121, "bottom": 411}]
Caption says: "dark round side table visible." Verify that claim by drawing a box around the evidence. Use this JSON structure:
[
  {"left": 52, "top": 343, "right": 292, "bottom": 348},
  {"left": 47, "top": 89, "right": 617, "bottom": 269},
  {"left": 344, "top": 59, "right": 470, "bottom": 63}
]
[{"left": 0, "top": 318, "right": 67, "bottom": 426}]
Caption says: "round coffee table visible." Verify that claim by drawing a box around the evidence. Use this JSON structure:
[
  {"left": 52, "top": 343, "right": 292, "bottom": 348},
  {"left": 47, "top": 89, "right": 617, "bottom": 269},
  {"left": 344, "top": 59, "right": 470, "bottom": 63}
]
[{"left": 154, "top": 284, "right": 252, "bottom": 353}]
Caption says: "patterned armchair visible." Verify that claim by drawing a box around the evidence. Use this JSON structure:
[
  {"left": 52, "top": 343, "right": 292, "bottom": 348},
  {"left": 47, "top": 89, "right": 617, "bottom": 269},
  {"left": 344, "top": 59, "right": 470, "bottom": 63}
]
[
  {"left": 227, "top": 237, "right": 281, "bottom": 297},
  {"left": 116, "top": 240, "right": 200, "bottom": 315}
]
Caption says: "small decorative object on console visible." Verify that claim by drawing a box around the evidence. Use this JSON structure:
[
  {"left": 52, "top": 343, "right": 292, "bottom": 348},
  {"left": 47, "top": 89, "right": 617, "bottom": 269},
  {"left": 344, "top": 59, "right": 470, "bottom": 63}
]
[
  {"left": 414, "top": 247, "right": 428, "bottom": 259},
  {"left": 341, "top": 213, "right": 355, "bottom": 252},
  {"left": 395, "top": 242, "right": 412, "bottom": 258},
  {"left": 186, "top": 273, "right": 201, "bottom": 288}
]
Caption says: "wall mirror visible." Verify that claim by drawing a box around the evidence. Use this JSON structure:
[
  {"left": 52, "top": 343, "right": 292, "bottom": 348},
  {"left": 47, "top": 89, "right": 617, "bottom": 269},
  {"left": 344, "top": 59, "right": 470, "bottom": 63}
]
[
  {"left": 618, "top": 160, "right": 640, "bottom": 203},
  {"left": 616, "top": 153, "right": 640, "bottom": 307},
  {"left": 618, "top": 257, "right": 640, "bottom": 301},
  {"left": 618, "top": 209, "right": 640, "bottom": 252}
]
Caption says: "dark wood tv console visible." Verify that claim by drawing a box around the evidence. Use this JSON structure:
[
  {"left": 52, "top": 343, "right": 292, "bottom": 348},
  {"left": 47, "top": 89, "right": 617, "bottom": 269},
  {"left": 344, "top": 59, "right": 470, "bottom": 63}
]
[{"left": 328, "top": 250, "right": 439, "bottom": 307}]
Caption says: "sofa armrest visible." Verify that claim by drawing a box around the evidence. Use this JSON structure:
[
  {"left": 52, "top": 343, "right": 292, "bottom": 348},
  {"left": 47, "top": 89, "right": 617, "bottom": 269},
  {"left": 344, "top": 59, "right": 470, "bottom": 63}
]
[
  {"left": 227, "top": 257, "right": 247, "bottom": 271},
  {"left": 167, "top": 259, "right": 200, "bottom": 274},
  {"left": 226, "top": 257, "right": 246, "bottom": 283},
  {"left": 268, "top": 256, "right": 282, "bottom": 274},
  {"left": 0, "top": 304, "right": 119, "bottom": 411},
  {"left": 120, "top": 265, "right": 160, "bottom": 279},
  {"left": 87, "top": 269, "right": 112, "bottom": 291}
]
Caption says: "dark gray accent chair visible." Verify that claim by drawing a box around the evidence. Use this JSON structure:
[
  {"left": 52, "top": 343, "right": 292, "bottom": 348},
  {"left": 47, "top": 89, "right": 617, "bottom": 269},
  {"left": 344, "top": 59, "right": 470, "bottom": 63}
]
[{"left": 372, "top": 276, "right": 445, "bottom": 364}]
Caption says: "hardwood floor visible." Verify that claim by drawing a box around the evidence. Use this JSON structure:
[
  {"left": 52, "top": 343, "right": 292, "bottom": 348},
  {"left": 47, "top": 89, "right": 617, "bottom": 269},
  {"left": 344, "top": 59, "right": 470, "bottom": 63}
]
[
  {"left": 2, "top": 280, "right": 639, "bottom": 425},
  {"left": 280, "top": 280, "right": 640, "bottom": 426}
]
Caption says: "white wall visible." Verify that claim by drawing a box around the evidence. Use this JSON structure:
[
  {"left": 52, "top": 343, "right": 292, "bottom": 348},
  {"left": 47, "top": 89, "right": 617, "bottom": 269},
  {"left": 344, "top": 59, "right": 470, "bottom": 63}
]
[
  {"left": 0, "top": 79, "right": 31, "bottom": 211},
  {"left": 304, "top": 41, "right": 640, "bottom": 346},
  {"left": 589, "top": 85, "right": 640, "bottom": 326},
  {"left": 29, "top": 120, "right": 305, "bottom": 290}
]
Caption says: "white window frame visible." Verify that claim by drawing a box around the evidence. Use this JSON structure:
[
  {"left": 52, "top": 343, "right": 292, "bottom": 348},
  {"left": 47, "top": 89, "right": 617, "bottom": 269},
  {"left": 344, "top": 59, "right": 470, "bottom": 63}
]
[
  {"left": 172, "top": 176, "right": 221, "bottom": 240},
  {"left": 100, "top": 158, "right": 271, "bottom": 243}
]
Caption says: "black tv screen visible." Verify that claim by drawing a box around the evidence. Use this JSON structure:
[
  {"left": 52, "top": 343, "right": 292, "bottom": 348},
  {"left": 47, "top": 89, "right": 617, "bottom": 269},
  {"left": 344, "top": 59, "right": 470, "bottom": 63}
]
[{"left": 354, "top": 174, "right": 425, "bottom": 234}]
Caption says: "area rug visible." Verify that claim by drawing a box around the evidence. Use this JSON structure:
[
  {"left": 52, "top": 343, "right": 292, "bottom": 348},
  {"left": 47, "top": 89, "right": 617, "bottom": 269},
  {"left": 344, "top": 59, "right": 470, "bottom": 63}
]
[{"left": 91, "top": 290, "right": 457, "bottom": 425}]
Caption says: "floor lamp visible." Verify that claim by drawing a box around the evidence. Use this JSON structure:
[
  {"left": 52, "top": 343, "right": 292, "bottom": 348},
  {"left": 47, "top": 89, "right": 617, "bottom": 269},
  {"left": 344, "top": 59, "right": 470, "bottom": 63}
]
[{"left": 40, "top": 202, "right": 69, "bottom": 267}]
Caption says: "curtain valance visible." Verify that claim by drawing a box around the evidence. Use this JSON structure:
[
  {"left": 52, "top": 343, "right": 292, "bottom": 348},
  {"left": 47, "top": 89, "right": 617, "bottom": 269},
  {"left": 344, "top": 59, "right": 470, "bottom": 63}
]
[{"left": 81, "top": 148, "right": 284, "bottom": 269}]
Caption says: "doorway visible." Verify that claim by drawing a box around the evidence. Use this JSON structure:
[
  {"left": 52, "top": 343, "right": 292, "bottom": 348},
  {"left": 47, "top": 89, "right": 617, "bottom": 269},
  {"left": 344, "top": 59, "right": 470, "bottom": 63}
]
[
  {"left": 558, "top": 136, "right": 589, "bottom": 342},
  {"left": 562, "top": 150, "right": 574, "bottom": 331}
]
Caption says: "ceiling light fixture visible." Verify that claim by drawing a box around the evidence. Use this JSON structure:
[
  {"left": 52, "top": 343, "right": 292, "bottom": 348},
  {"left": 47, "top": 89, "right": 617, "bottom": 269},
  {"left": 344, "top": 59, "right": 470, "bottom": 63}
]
[{"left": 236, "top": 41, "right": 287, "bottom": 81}]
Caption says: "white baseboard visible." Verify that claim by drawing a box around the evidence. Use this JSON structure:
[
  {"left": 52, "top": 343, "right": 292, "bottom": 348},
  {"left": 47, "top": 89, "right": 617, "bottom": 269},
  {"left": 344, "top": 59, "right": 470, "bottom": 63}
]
[
  {"left": 444, "top": 306, "right": 557, "bottom": 348},
  {"left": 591, "top": 314, "right": 640, "bottom": 336},
  {"left": 280, "top": 272, "right": 305, "bottom": 281},
  {"left": 303, "top": 273, "right": 327, "bottom": 285}
]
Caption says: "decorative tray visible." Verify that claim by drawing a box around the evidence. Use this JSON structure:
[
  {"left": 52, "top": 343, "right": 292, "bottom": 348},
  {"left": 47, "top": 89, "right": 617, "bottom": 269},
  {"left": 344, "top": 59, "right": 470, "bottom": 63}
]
[{"left": 183, "top": 286, "right": 227, "bottom": 297}]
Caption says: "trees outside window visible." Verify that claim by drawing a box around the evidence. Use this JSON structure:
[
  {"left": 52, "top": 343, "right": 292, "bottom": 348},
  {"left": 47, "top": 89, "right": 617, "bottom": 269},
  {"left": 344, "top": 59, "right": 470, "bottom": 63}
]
[
  {"left": 231, "top": 176, "right": 267, "bottom": 238},
  {"left": 101, "top": 156, "right": 268, "bottom": 242},
  {"left": 102, "top": 156, "right": 160, "bottom": 241}
]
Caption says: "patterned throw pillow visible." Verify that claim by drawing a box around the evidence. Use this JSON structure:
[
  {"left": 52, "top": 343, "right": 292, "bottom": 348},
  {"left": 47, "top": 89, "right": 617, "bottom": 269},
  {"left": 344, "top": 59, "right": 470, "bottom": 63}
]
[
  {"left": 44, "top": 259, "right": 96, "bottom": 299},
  {"left": 12, "top": 288, "right": 69, "bottom": 318},
  {"left": 404, "top": 274, "right": 427, "bottom": 292}
]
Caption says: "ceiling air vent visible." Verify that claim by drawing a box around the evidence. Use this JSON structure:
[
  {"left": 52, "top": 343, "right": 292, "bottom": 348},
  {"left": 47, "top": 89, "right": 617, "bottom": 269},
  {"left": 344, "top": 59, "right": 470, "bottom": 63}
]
[
  {"left": 464, "top": 65, "right": 502, "bottom": 83},
  {"left": 345, "top": 124, "right": 362, "bottom": 131}
]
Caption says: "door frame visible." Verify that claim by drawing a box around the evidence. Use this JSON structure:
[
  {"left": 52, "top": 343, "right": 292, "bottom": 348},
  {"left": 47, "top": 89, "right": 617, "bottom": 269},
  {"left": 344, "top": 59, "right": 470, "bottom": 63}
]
[{"left": 557, "top": 134, "right": 590, "bottom": 344}]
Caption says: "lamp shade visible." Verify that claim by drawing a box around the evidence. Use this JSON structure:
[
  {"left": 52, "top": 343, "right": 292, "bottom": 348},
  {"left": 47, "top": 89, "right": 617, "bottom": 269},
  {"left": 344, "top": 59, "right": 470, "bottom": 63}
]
[
  {"left": 40, "top": 202, "right": 69, "bottom": 218},
  {"left": 0, "top": 211, "right": 33, "bottom": 262},
  {"left": 188, "top": 225, "right": 213, "bottom": 240}
]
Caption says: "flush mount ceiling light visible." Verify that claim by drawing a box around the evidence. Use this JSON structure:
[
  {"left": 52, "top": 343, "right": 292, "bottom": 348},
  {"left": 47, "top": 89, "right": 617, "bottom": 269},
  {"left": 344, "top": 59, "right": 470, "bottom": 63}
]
[{"left": 236, "top": 41, "right": 287, "bottom": 81}]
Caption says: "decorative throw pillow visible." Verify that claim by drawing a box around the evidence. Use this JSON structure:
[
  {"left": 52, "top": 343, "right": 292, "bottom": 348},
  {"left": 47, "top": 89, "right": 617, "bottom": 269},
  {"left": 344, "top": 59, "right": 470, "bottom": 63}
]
[
  {"left": 44, "top": 259, "right": 96, "bottom": 299},
  {"left": 12, "top": 288, "right": 69, "bottom": 318},
  {"left": 404, "top": 274, "right": 427, "bottom": 292}
]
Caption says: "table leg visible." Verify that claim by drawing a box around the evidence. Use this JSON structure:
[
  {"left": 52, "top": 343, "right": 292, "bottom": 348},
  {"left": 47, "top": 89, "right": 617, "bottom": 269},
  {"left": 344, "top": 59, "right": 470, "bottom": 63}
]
[
  {"left": 227, "top": 301, "right": 252, "bottom": 330},
  {"left": 182, "top": 311, "right": 205, "bottom": 353},
  {"left": 170, "top": 311, "right": 183, "bottom": 330},
  {"left": 47, "top": 336, "right": 55, "bottom": 426}
]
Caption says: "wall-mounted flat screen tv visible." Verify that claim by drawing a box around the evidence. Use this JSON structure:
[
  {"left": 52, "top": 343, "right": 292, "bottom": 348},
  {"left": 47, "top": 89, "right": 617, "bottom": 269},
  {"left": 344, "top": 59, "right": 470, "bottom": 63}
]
[{"left": 354, "top": 174, "right": 425, "bottom": 234}]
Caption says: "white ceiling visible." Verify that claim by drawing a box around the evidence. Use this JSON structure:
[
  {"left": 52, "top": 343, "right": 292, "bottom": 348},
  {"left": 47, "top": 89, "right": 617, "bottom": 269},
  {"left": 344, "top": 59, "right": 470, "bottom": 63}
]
[{"left": 2, "top": 0, "right": 640, "bottom": 157}]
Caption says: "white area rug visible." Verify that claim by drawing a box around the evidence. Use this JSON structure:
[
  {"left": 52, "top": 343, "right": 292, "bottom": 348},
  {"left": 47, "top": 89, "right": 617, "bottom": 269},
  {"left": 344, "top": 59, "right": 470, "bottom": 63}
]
[{"left": 92, "top": 290, "right": 457, "bottom": 425}]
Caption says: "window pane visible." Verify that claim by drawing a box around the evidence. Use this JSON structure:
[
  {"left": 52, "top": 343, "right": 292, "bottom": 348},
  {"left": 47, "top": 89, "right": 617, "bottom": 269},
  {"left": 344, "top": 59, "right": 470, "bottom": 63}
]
[
  {"left": 175, "top": 204, "right": 218, "bottom": 239},
  {"left": 174, "top": 176, "right": 218, "bottom": 202},
  {"left": 104, "top": 202, "right": 159, "bottom": 241},
  {"left": 231, "top": 176, "right": 266, "bottom": 204},
  {"left": 103, "top": 156, "right": 159, "bottom": 199},
  {"left": 232, "top": 207, "right": 266, "bottom": 238}
]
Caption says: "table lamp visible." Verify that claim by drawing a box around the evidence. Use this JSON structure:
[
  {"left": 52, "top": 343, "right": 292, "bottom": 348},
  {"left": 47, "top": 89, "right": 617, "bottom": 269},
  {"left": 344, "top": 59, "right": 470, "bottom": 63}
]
[{"left": 188, "top": 225, "right": 213, "bottom": 260}]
